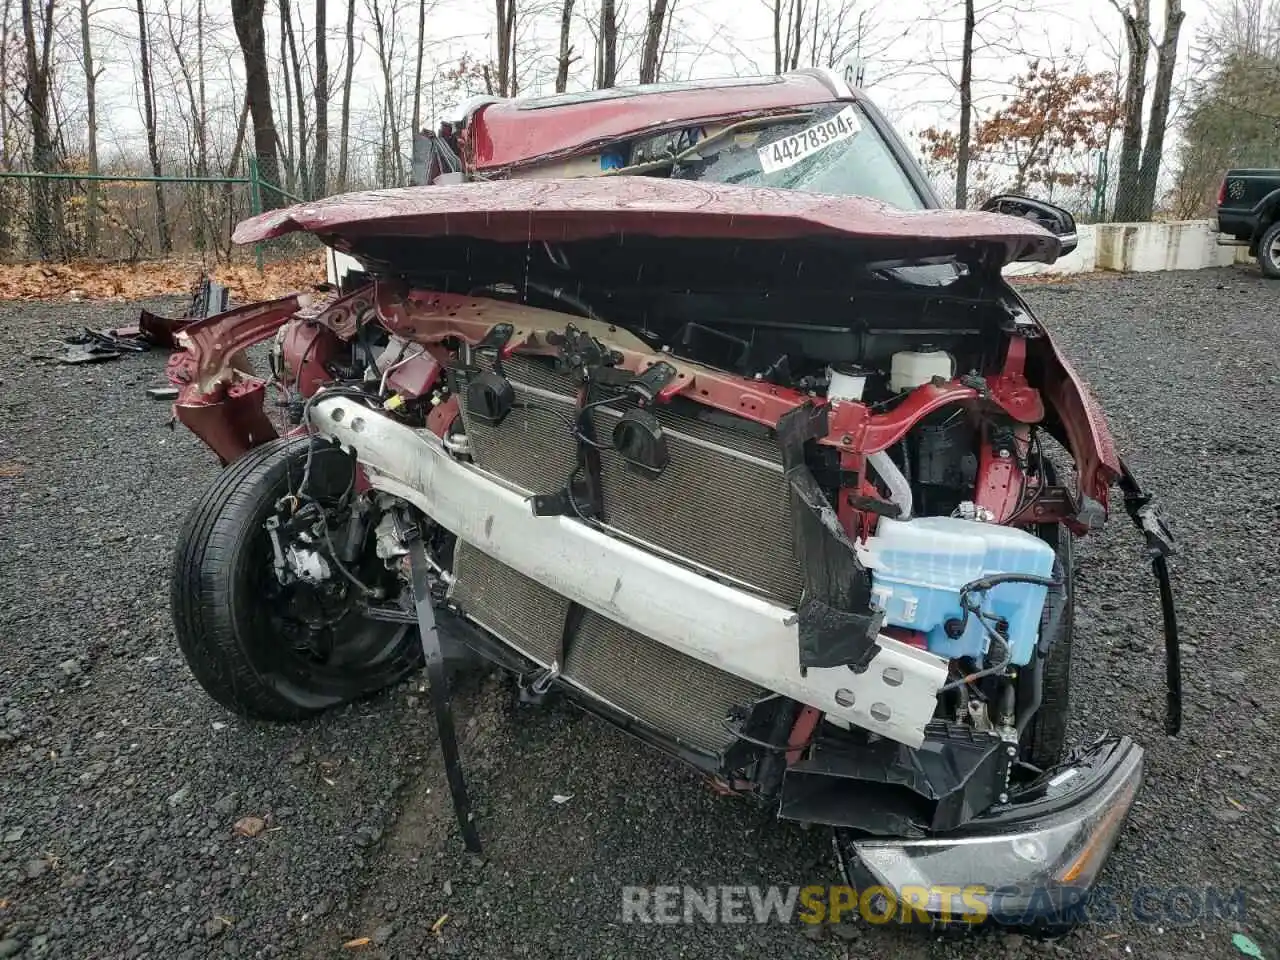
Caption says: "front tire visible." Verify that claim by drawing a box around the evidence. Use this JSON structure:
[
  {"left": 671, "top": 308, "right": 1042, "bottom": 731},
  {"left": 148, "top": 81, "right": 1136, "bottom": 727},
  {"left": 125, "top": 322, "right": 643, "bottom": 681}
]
[
  {"left": 1256, "top": 219, "right": 1280, "bottom": 278},
  {"left": 171, "top": 437, "right": 422, "bottom": 720}
]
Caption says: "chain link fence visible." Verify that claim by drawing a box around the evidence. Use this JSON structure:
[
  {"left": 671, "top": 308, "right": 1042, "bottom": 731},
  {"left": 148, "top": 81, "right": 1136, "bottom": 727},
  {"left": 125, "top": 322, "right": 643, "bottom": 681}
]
[{"left": 0, "top": 164, "right": 320, "bottom": 267}]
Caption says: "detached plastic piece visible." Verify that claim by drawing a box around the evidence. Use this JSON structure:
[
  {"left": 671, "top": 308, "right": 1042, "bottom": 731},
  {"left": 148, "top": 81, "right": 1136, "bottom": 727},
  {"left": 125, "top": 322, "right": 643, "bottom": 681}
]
[
  {"left": 465, "top": 369, "right": 515, "bottom": 424},
  {"left": 612, "top": 408, "right": 669, "bottom": 474}
]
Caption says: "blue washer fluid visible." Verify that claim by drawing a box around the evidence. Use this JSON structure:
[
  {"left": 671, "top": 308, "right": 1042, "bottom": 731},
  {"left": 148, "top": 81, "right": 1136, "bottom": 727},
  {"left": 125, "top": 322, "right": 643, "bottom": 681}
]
[{"left": 856, "top": 516, "right": 1057, "bottom": 666}]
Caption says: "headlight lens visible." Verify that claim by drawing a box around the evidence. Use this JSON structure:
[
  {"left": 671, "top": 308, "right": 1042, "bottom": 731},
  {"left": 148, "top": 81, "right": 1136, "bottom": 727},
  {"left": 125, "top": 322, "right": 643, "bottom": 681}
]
[{"left": 851, "top": 742, "right": 1143, "bottom": 926}]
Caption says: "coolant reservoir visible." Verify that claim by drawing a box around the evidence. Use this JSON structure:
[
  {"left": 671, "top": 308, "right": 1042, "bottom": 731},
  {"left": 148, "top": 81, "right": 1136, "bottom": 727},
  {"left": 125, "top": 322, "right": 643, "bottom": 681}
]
[
  {"left": 856, "top": 516, "right": 1056, "bottom": 666},
  {"left": 889, "top": 349, "right": 954, "bottom": 392}
]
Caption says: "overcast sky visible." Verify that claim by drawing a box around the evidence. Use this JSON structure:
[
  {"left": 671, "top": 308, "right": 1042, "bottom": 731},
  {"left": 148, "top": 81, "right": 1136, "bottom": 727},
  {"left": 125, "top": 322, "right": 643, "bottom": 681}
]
[{"left": 76, "top": 0, "right": 1210, "bottom": 181}]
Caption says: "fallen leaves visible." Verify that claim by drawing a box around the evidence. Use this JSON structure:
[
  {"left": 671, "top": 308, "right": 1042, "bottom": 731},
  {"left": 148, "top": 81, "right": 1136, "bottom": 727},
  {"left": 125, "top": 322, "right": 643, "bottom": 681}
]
[
  {"left": 0, "top": 254, "right": 327, "bottom": 303},
  {"left": 430, "top": 914, "right": 449, "bottom": 934},
  {"left": 232, "top": 815, "right": 267, "bottom": 838},
  {"left": 342, "top": 937, "right": 372, "bottom": 949}
]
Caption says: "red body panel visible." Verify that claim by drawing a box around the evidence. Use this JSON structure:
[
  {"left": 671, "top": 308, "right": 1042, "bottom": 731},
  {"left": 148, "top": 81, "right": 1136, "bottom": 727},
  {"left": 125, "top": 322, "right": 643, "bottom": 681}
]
[
  {"left": 464, "top": 74, "right": 837, "bottom": 171},
  {"left": 231, "top": 178, "right": 1062, "bottom": 266},
  {"left": 167, "top": 295, "right": 304, "bottom": 463},
  {"left": 171, "top": 281, "right": 1119, "bottom": 521}
]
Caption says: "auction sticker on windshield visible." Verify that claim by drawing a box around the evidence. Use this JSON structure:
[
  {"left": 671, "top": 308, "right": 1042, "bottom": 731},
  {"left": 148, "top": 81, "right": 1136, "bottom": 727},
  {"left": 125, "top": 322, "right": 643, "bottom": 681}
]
[{"left": 757, "top": 106, "right": 862, "bottom": 175}]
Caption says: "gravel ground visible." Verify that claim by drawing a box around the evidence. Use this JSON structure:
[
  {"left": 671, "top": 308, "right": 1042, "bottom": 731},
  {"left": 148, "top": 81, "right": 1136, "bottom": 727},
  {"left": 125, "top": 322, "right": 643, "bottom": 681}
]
[{"left": 0, "top": 268, "right": 1277, "bottom": 960}]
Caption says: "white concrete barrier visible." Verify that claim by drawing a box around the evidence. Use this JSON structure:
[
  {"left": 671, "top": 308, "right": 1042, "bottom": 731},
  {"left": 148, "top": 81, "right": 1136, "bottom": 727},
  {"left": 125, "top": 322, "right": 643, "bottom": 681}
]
[{"left": 1005, "top": 219, "right": 1255, "bottom": 277}]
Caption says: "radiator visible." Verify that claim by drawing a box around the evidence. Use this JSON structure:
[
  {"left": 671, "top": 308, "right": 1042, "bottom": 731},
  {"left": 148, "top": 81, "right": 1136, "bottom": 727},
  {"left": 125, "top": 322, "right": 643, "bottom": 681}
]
[
  {"left": 456, "top": 353, "right": 803, "bottom": 606},
  {"left": 450, "top": 353, "right": 799, "bottom": 755},
  {"left": 449, "top": 541, "right": 764, "bottom": 754}
]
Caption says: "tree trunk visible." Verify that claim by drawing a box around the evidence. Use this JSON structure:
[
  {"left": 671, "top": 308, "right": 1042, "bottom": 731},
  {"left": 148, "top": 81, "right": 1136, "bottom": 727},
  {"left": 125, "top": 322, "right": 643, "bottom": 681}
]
[
  {"left": 232, "top": 0, "right": 283, "bottom": 208},
  {"left": 368, "top": 0, "right": 403, "bottom": 183},
  {"left": 1112, "top": 0, "right": 1150, "bottom": 221},
  {"left": 954, "top": 0, "right": 974, "bottom": 209},
  {"left": 0, "top": 0, "right": 11, "bottom": 170},
  {"left": 222, "top": 93, "right": 251, "bottom": 258},
  {"left": 808, "top": 0, "right": 819, "bottom": 69},
  {"left": 598, "top": 0, "right": 616, "bottom": 87},
  {"left": 196, "top": 0, "right": 207, "bottom": 176},
  {"left": 412, "top": 0, "right": 426, "bottom": 133},
  {"left": 22, "top": 0, "right": 65, "bottom": 257},
  {"left": 277, "top": 2, "right": 295, "bottom": 193},
  {"left": 136, "top": 0, "right": 171, "bottom": 253},
  {"left": 1135, "top": 0, "right": 1184, "bottom": 219},
  {"left": 555, "top": 0, "right": 574, "bottom": 92},
  {"left": 772, "top": 0, "right": 781, "bottom": 73},
  {"left": 495, "top": 0, "right": 517, "bottom": 96},
  {"left": 281, "top": 0, "right": 308, "bottom": 198},
  {"left": 79, "top": 0, "right": 99, "bottom": 255},
  {"left": 313, "top": 0, "right": 327, "bottom": 196},
  {"left": 789, "top": 0, "right": 802, "bottom": 70},
  {"left": 638, "top": 0, "right": 671, "bottom": 83},
  {"left": 337, "top": 0, "right": 355, "bottom": 190}
]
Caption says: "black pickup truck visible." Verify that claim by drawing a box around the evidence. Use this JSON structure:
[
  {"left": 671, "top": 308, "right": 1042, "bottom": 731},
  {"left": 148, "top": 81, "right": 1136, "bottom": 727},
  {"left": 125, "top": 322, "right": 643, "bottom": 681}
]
[{"left": 1216, "top": 168, "right": 1280, "bottom": 277}]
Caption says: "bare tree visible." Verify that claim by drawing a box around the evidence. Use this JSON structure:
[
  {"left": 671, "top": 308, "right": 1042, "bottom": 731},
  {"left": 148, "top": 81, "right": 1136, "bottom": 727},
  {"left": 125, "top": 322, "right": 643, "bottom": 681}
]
[
  {"left": 160, "top": 0, "right": 216, "bottom": 248},
  {"left": 337, "top": 0, "right": 356, "bottom": 190},
  {"left": 596, "top": 0, "right": 617, "bottom": 87},
  {"left": 772, "top": 0, "right": 782, "bottom": 71},
  {"left": 78, "top": 0, "right": 100, "bottom": 252},
  {"left": 1, "top": 0, "right": 12, "bottom": 169},
  {"left": 1135, "top": 0, "right": 1184, "bottom": 217},
  {"left": 1110, "top": 0, "right": 1149, "bottom": 220},
  {"left": 412, "top": 0, "right": 427, "bottom": 133},
  {"left": 231, "top": 0, "right": 284, "bottom": 206},
  {"left": 281, "top": 0, "right": 309, "bottom": 197},
  {"left": 277, "top": 0, "right": 295, "bottom": 192},
  {"left": 21, "top": 0, "right": 64, "bottom": 256},
  {"left": 313, "top": 0, "right": 327, "bottom": 195},
  {"left": 806, "top": 1, "right": 869, "bottom": 69},
  {"left": 197, "top": 0, "right": 207, "bottom": 177},
  {"left": 955, "top": 0, "right": 974, "bottom": 207},
  {"left": 555, "top": 0, "right": 575, "bottom": 92},
  {"left": 639, "top": 0, "right": 674, "bottom": 82},
  {"left": 136, "top": 0, "right": 172, "bottom": 252},
  {"left": 221, "top": 93, "right": 251, "bottom": 256},
  {"left": 367, "top": 0, "right": 404, "bottom": 184},
  {"left": 1110, "top": 0, "right": 1184, "bottom": 219},
  {"left": 494, "top": 0, "right": 517, "bottom": 96}
]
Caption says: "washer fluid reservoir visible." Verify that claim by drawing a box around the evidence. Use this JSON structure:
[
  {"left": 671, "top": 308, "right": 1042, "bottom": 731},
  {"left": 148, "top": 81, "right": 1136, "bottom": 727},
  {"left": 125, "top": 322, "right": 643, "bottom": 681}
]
[{"left": 856, "top": 516, "right": 1056, "bottom": 666}]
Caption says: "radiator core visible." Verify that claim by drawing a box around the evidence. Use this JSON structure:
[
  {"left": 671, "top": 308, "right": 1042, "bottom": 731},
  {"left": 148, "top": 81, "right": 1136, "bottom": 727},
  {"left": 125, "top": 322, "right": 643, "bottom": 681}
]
[{"left": 449, "top": 352, "right": 800, "bottom": 755}]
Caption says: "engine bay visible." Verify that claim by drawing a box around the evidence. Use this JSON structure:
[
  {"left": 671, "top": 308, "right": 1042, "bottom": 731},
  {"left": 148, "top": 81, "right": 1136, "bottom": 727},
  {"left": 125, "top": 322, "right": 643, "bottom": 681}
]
[{"left": 242, "top": 249, "right": 1089, "bottom": 754}]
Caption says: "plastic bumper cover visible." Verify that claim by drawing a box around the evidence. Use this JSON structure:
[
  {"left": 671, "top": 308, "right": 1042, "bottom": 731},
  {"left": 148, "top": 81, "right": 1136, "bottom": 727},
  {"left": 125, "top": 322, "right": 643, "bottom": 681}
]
[{"left": 842, "top": 735, "right": 1144, "bottom": 927}]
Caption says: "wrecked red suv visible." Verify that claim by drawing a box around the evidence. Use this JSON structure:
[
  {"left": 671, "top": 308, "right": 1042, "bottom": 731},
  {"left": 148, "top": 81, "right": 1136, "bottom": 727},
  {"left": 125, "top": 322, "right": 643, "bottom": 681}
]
[{"left": 168, "top": 71, "right": 1178, "bottom": 928}]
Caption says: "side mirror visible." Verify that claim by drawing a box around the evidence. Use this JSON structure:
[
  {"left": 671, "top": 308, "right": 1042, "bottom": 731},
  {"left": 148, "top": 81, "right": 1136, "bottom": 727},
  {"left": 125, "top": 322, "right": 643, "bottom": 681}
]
[{"left": 980, "top": 194, "right": 1078, "bottom": 257}]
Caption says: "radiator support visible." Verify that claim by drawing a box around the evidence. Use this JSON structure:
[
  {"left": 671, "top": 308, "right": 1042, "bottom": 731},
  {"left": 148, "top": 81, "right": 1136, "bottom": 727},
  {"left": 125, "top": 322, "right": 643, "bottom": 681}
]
[{"left": 311, "top": 393, "right": 947, "bottom": 747}]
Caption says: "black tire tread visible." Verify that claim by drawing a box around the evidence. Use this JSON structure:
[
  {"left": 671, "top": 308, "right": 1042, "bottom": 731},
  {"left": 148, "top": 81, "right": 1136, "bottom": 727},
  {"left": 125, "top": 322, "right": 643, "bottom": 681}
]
[
  {"left": 171, "top": 438, "right": 318, "bottom": 720},
  {"left": 1257, "top": 219, "right": 1280, "bottom": 279},
  {"left": 173, "top": 438, "right": 420, "bottom": 721}
]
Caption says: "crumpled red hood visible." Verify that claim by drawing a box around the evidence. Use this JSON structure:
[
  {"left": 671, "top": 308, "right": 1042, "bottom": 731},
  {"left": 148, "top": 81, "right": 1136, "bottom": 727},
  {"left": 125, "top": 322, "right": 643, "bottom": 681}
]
[{"left": 232, "top": 178, "right": 1061, "bottom": 266}]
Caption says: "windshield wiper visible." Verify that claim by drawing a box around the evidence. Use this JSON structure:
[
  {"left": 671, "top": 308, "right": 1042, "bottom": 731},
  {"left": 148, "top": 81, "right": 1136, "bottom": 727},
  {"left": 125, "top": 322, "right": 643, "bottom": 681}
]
[{"left": 601, "top": 112, "right": 814, "bottom": 179}]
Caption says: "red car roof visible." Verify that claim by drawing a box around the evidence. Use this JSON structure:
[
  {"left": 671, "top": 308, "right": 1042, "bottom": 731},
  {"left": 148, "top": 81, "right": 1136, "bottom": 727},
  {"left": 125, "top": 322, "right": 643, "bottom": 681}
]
[{"left": 465, "top": 73, "right": 844, "bottom": 172}]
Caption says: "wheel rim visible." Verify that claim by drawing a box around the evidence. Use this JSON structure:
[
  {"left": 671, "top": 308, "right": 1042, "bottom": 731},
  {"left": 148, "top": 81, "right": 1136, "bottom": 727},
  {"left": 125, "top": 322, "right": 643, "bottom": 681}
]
[
  {"left": 1269, "top": 232, "right": 1280, "bottom": 264},
  {"left": 244, "top": 453, "right": 421, "bottom": 702}
]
